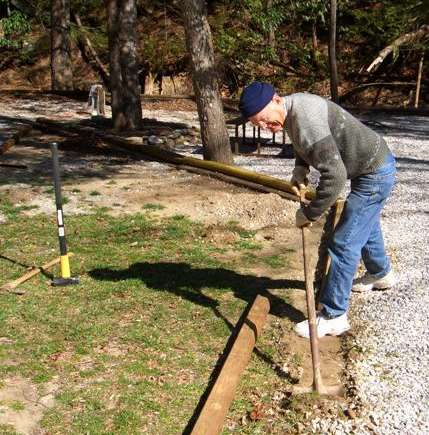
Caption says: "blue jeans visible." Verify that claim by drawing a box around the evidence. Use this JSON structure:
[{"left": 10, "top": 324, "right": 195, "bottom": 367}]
[{"left": 320, "top": 153, "right": 396, "bottom": 318}]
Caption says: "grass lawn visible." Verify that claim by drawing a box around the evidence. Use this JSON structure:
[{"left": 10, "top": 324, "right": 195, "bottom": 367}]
[{"left": 0, "top": 196, "right": 305, "bottom": 434}]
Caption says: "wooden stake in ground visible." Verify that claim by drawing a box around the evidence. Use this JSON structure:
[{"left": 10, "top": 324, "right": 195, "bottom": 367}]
[
  {"left": 0, "top": 254, "right": 74, "bottom": 295},
  {"left": 415, "top": 52, "right": 424, "bottom": 108},
  {"left": 190, "top": 294, "right": 270, "bottom": 435}
]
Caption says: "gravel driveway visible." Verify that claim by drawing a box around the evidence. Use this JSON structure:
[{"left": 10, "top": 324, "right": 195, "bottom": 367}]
[{"left": 346, "top": 114, "right": 429, "bottom": 434}]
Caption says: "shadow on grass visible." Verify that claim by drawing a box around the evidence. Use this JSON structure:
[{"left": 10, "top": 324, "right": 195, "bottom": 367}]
[
  {"left": 90, "top": 261, "right": 305, "bottom": 433},
  {"left": 89, "top": 261, "right": 305, "bottom": 321}
]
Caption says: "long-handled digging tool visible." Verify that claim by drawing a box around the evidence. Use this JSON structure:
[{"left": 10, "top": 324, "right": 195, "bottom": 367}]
[
  {"left": 293, "top": 188, "right": 343, "bottom": 396},
  {"left": 0, "top": 254, "right": 74, "bottom": 294},
  {"left": 50, "top": 142, "right": 79, "bottom": 287}
]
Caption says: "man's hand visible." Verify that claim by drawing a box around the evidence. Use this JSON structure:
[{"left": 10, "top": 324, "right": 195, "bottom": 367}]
[
  {"left": 296, "top": 208, "right": 312, "bottom": 228},
  {"left": 290, "top": 165, "right": 309, "bottom": 196}
]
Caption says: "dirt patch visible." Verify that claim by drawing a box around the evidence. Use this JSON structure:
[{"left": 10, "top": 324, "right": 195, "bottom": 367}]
[
  {"left": 0, "top": 376, "right": 58, "bottom": 434},
  {"left": 1, "top": 134, "right": 297, "bottom": 230},
  {"left": 286, "top": 290, "right": 345, "bottom": 389}
]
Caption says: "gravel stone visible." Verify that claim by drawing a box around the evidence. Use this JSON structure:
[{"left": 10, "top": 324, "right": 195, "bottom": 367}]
[{"left": 148, "top": 135, "right": 164, "bottom": 145}]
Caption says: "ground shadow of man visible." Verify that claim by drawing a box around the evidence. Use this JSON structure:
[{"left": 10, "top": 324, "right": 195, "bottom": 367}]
[{"left": 89, "top": 261, "right": 305, "bottom": 322}]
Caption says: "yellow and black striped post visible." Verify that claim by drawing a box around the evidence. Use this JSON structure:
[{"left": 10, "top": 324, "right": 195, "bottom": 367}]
[{"left": 50, "top": 142, "right": 79, "bottom": 286}]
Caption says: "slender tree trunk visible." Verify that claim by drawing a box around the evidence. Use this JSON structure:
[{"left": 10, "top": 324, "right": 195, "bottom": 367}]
[
  {"left": 267, "top": 0, "right": 276, "bottom": 49},
  {"left": 311, "top": 21, "right": 320, "bottom": 67},
  {"left": 72, "top": 12, "right": 110, "bottom": 88},
  {"left": 414, "top": 52, "right": 424, "bottom": 108},
  {"left": 182, "top": 0, "right": 233, "bottom": 164},
  {"left": 312, "top": 21, "right": 318, "bottom": 52},
  {"left": 51, "top": 0, "right": 73, "bottom": 90},
  {"left": 328, "top": 0, "right": 339, "bottom": 103},
  {"left": 106, "top": 0, "right": 142, "bottom": 130}
]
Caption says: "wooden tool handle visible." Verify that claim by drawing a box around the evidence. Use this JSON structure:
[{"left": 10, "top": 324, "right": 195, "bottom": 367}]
[
  {"left": 299, "top": 186, "right": 324, "bottom": 392},
  {"left": 0, "top": 253, "right": 74, "bottom": 293}
]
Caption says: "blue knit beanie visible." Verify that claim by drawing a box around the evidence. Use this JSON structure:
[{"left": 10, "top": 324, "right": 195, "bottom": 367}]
[{"left": 239, "top": 81, "right": 275, "bottom": 119}]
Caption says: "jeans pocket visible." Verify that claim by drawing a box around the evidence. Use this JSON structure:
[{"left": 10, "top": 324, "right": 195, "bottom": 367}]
[{"left": 352, "top": 170, "right": 395, "bottom": 202}]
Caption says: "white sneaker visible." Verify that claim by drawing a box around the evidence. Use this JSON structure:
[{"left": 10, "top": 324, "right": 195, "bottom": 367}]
[
  {"left": 294, "top": 312, "right": 350, "bottom": 339},
  {"left": 352, "top": 269, "right": 396, "bottom": 292}
]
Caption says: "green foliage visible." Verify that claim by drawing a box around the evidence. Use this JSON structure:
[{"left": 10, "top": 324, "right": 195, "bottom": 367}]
[
  {"left": 142, "top": 203, "right": 165, "bottom": 211},
  {"left": 244, "top": 0, "right": 287, "bottom": 34},
  {"left": 408, "top": 0, "right": 429, "bottom": 27},
  {"left": 0, "top": 10, "right": 31, "bottom": 48},
  {"left": 343, "top": 2, "right": 407, "bottom": 49},
  {"left": 0, "top": 0, "right": 426, "bottom": 94},
  {"left": 71, "top": 0, "right": 104, "bottom": 16},
  {"left": 339, "top": 0, "right": 428, "bottom": 73},
  {"left": 288, "top": 0, "right": 328, "bottom": 27}
]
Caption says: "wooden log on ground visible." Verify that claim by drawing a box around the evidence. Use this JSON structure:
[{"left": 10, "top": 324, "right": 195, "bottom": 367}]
[
  {"left": 0, "top": 253, "right": 74, "bottom": 295},
  {"left": 177, "top": 164, "right": 301, "bottom": 203},
  {"left": 34, "top": 117, "right": 316, "bottom": 202},
  {"left": 190, "top": 294, "right": 271, "bottom": 435}
]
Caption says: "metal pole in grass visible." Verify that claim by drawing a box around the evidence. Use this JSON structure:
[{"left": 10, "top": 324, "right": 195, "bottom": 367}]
[{"left": 50, "top": 142, "right": 79, "bottom": 286}]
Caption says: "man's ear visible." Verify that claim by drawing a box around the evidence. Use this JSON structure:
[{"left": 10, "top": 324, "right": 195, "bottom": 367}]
[{"left": 272, "top": 93, "right": 282, "bottom": 104}]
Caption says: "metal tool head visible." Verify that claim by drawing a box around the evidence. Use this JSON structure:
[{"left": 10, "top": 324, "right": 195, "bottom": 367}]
[{"left": 51, "top": 277, "right": 80, "bottom": 287}]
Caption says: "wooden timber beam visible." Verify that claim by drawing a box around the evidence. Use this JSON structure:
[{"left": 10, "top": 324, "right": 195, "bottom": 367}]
[
  {"left": 190, "top": 294, "right": 271, "bottom": 435},
  {"left": 34, "top": 117, "right": 316, "bottom": 203}
]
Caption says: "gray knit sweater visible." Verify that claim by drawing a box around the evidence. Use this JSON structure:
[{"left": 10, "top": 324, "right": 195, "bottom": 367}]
[{"left": 283, "top": 93, "right": 390, "bottom": 221}]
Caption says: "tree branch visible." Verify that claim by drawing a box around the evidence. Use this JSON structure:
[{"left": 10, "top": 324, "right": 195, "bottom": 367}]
[
  {"left": 72, "top": 12, "right": 110, "bottom": 87},
  {"left": 366, "top": 25, "right": 429, "bottom": 73}
]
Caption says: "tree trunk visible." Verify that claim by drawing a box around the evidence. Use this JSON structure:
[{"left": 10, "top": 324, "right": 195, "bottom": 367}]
[
  {"left": 328, "top": 0, "right": 339, "bottom": 103},
  {"left": 182, "top": 0, "right": 233, "bottom": 164},
  {"left": 106, "top": 0, "right": 142, "bottom": 130},
  {"left": 51, "top": 0, "right": 73, "bottom": 90},
  {"left": 414, "top": 52, "right": 424, "bottom": 108},
  {"left": 311, "top": 21, "right": 320, "bottom": 67},
  {"left": 267, "top": 0, "right": 276, "bottom": 49},
  {"left": 312, "top": 21, "right": 318, "bottom": 52}
]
